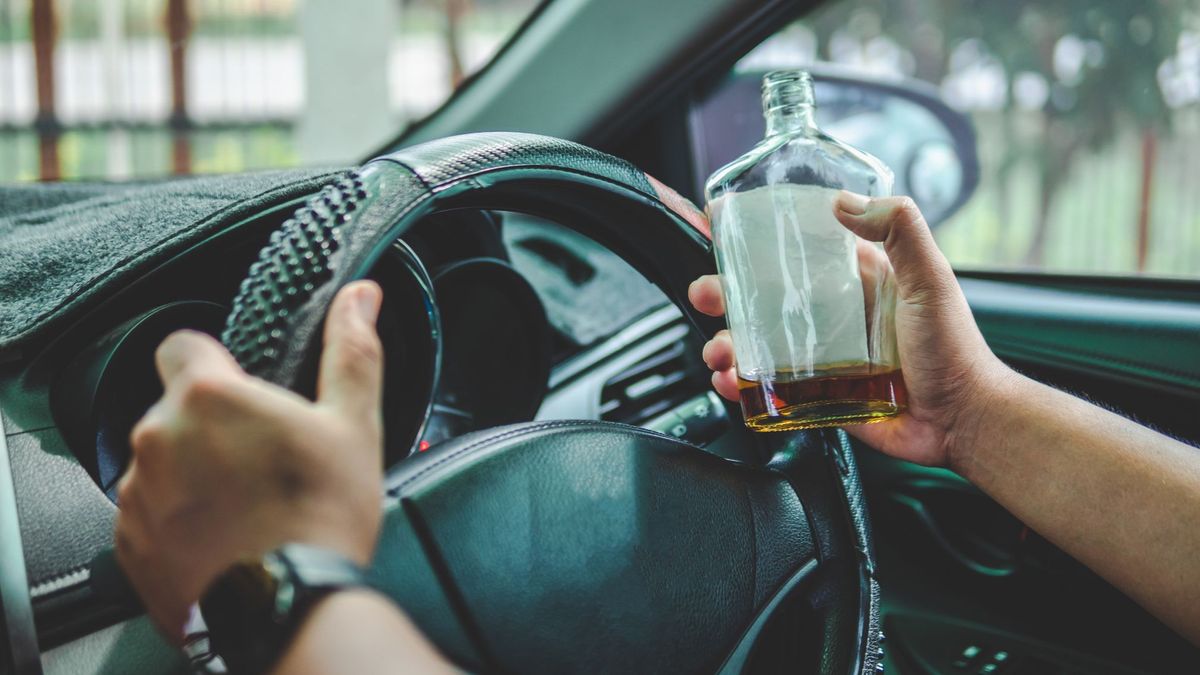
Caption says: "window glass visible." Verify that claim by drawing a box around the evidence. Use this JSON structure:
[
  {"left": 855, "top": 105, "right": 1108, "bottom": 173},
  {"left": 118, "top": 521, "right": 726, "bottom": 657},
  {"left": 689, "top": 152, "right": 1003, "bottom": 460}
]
[
  {"left": 735, "top": 1, "right": 1200, "bottom": 278},
  {"left": 0, "top": 0, "right": 542, "bottom": 182}
]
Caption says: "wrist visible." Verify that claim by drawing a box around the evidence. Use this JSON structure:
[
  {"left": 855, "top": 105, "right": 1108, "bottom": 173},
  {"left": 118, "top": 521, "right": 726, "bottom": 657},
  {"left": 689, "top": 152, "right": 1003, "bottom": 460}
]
[
  {"left": 284, "top": 524, "right": 378, "bottom": 568},
  {"left": 281, "top": 498, "right": 382, "bottom": 567},
  {"left": 944, "top": 358, "right": 1028, "bottom": 478},
  {"left": 201, "top": 543, "right": 372, "bottom": 674}
]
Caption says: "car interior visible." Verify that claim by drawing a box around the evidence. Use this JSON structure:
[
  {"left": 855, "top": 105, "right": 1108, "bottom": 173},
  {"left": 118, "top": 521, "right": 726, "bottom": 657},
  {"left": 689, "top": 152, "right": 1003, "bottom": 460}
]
[{"left": 1, "top": 0, "right": 1199, "bottom": 673}]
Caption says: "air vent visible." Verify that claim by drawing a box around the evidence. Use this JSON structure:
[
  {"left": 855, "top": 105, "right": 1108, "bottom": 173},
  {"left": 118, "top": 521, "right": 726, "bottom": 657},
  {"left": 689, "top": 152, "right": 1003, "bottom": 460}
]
[{"left": 599, "top": 340, "right": 707, "bottom": 425}]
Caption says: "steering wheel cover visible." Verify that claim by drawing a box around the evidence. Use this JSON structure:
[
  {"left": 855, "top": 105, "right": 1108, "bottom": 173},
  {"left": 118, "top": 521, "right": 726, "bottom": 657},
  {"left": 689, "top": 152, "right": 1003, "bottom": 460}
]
[
  {"left": 219, "top": 132, "right": 882, "bottom": 674},
  {"left": 221, "top": 133, "right": 723, "bottom": 388}
]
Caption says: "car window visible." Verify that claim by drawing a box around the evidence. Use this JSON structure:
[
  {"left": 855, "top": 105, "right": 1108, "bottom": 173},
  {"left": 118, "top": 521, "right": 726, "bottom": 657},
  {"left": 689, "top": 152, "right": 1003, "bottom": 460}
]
[
  {"left": 735, "top": 1, "right": 1200, "bottom": 279},
  {"left": 0, "top": 0, "right": 542, "bottom": 182}
]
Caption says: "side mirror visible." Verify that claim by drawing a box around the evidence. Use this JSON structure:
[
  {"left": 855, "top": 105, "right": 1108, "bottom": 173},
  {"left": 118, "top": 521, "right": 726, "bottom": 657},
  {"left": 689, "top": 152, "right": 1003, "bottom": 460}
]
[{"left": 688, "top": 66, "right": 980, "bottom": 227}]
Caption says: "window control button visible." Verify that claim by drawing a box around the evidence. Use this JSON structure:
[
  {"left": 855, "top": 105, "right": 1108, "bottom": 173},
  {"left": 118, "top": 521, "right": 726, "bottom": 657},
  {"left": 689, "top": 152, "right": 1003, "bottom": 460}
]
[
  {"left": 644, "top": 411, "right": 688, "bottom": 438},
  {"left": 644, "top": 393, "right": 728, "bottom": 445},
  {"left": 953, "top": 645, "right": 982, "bottom": 668}
]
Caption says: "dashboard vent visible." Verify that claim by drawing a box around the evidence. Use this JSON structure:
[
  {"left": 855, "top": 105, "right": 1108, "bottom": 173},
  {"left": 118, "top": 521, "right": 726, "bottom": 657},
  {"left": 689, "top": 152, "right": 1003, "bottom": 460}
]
[{"left": 600, "top": 340, "right": 706, "bottom": 425}]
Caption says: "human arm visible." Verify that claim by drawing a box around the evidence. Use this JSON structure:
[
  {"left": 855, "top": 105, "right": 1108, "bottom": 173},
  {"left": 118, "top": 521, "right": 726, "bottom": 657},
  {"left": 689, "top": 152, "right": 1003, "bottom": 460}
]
[
  {"left": 116, "top": 281, "right": 458, "bottom": 670},
  {"left": 689, "top": 193, "right": 1200, "bottom": 643},
  {"left": 956, "top": 365, "right": 1200, "bottom": 644},
  {"left": 272, "top": 590, "right": 460, "bottom": 674}
]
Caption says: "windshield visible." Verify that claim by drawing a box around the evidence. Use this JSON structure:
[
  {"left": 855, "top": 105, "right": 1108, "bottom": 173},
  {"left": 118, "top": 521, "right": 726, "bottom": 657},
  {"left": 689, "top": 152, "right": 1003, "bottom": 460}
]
[{"left": 0, "top": 0, "right": 542, "bottom": 182}]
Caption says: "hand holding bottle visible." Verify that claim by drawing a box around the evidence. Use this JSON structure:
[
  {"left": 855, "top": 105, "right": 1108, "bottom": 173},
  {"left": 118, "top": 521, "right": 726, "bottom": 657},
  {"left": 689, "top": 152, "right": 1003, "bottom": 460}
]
[
  {"left": 705, "top": 70, "right": 904, "bottom": 431},
  {"left": 691, "top": 192, "right": 1012, "bottom": 469}
]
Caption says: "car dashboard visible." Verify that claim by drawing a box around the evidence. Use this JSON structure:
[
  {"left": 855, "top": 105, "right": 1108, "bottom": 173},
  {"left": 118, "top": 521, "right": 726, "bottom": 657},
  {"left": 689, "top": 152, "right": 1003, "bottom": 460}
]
[{"left": 0, "top": 203, "right": 753, "bottom": 673}]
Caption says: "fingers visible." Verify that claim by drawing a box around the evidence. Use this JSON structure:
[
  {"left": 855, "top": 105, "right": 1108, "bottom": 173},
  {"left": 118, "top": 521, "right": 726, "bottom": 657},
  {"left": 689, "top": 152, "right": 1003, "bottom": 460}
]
[
  {"left": 154, "top": 330, "right": 241, "bottom": 390},
  {"left": 691, "top": 279, "right": 735, "bottom": 400},
  {"left": 701, "top": 330, "right": 734, "bottom": 371},
  {"left": 834, "top": 192, "right": 956, "bottom": 304},
  {"left": 711, "top": 369, "right": 739, "bottom": 402},
  {"left": 688, "top": 275, "right": 725, "bottom": 317},
  {"left": 316, "top": 281, "right": 385, "bottom": 423},
  {"left": 855, "top": 236, "right": 889, "bottom": 272},
  {"left": 699, "top": 330, "right": 738, "bottom": 402},
  {"left": 114, "top": 473, "right": 191, "bottom": 644}
]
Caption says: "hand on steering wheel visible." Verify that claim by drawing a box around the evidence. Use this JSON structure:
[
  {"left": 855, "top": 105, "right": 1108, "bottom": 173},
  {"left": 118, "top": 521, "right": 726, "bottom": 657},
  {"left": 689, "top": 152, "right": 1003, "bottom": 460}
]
[
  {"left": 115, "top": 281, "right": 387, "bottom": 641},
  {"left": 689, "top": 192, "right": 1012, "bottom": 471}
]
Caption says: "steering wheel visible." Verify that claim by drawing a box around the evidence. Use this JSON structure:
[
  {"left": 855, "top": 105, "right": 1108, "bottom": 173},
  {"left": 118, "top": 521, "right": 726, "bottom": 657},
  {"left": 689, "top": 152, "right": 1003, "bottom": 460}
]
[{"left": 220, "top": 133, "right": 884, "bottom": 674}]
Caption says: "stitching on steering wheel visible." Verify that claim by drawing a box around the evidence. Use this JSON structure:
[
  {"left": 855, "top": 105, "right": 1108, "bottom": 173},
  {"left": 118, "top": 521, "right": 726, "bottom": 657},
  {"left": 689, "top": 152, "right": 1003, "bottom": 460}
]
[{"left": 391, "top": 420, "right": 698, "bottom": 495}]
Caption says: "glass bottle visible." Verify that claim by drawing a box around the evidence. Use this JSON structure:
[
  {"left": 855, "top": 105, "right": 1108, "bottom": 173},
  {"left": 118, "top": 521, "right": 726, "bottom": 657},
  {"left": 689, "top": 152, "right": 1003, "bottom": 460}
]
[{"left": 704, "top": 70, "right": 906, "bottom": 431}]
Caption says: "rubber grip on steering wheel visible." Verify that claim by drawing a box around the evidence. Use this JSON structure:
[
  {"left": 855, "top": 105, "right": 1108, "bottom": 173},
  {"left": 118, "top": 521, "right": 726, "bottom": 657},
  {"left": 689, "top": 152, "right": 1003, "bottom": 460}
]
[{"left": 220, "top": 171, "right": 366, "bottom": 377}]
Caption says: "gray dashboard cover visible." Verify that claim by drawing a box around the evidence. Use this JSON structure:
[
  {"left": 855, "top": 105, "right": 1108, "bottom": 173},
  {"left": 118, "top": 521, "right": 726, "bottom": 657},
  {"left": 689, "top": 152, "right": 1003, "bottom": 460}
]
[{"left": 0, "top": 168, "right": 344, "bottom": 358}]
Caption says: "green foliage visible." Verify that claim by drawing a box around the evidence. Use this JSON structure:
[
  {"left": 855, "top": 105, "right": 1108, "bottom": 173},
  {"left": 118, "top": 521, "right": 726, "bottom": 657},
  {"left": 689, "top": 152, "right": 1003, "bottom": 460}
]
[
  {"left": 800, "top": 0, "right": 1194, "bottom": 268},
  {"left": 808, "top": 0, "right": 1184, "bottom": 134}
]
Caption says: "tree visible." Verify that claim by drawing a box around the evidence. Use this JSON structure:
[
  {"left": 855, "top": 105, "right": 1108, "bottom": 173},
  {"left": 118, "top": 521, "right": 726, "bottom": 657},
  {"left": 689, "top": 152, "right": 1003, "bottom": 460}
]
[
  {"left": 802, "top": 0, "right": 1186, "bottom": 268},
  {"left": 442, "top": 0, "right": 472, "bottom": 87}
]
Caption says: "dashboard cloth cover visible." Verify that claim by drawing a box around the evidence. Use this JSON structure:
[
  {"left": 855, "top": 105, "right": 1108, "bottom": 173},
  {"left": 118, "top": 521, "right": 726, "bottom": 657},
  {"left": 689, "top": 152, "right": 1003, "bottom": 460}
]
[{"left": 0, "top": 168, "right": 345, "bottom": 356}]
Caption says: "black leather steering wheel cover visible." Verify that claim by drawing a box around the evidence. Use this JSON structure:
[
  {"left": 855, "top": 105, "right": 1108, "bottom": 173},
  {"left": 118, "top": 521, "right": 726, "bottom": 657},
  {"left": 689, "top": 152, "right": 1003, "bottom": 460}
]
[{"left": 218, "top": 132, "right": 881, "bottom": 674}]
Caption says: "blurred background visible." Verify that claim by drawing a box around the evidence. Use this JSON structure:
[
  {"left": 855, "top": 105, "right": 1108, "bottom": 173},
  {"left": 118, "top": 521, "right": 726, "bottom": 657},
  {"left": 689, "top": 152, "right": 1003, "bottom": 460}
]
[
  {"left": 0, "top": 0, "right": 539, "bottom": 179},
  {"left": 736, "top": 0, "right": 1200, "bottom": 278},
  {"left": 1, "top": 0, "right": 1198, "bottom": 278}
]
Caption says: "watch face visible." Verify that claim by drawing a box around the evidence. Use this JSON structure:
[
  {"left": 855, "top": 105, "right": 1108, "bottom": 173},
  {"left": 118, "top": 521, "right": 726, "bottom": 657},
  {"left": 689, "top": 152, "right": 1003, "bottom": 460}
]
[
  {"left": 200, "top": 545, "right": 366, "bottom": 674},
  {"left": 201, "top": 556, "right": 283, "bottom": 636}
]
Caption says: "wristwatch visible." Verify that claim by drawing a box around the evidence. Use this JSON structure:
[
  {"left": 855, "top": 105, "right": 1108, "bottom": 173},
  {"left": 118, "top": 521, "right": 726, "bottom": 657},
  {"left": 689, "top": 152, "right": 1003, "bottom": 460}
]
[{"left": 199, "top": 543, "right": 370, "bottom": 674}]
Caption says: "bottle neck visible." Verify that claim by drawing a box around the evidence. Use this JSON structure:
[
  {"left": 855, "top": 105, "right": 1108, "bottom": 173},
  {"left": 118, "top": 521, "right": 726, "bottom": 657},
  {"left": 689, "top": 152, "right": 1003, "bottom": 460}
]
[
  {"left": 764, "top": 105, "right": 817, "bottom": 137},
  {"left": 762, "top": 70, "right": 817, "bottom": 138}
]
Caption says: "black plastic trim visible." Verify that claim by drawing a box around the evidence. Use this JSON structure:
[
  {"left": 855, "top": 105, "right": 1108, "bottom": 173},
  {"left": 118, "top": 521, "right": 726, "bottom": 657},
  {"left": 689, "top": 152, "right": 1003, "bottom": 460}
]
[{"left": 0, "top": 417, "right": 42, "bottom": 674}]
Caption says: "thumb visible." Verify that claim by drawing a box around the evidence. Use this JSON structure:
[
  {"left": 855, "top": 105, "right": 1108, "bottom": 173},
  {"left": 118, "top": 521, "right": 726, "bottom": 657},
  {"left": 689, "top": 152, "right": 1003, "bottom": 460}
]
[
  {"left": 155, "top": 330, "right": 242, "bottom": 389},
  {"left": 833, "top": 192, "right": 957, "bottom": 305},
  {"left": 316, "top": 280, "right": 384, "bottom": 423}
]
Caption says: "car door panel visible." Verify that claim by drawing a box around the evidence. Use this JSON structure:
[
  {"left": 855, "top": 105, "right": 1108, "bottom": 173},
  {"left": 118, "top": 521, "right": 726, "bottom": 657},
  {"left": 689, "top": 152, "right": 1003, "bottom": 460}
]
[
  {"left": 861, "top": 273, "right": 1200, "bottom": 673},
  {"left": 963, "top": 277, "right": 1200, "bottom": 402}
]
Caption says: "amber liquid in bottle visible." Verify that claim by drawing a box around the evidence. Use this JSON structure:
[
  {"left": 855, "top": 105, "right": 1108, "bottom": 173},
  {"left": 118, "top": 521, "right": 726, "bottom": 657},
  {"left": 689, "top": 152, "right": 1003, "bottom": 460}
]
[{"left": 737, "top": 366, "right": 907, "bottom": 431}]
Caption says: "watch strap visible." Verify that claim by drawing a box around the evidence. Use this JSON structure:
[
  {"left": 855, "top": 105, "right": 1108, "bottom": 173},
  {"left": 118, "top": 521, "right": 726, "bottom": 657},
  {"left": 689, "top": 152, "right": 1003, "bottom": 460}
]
[
  {"left": 277, "top": 543, "right": 368, "bottom": 595},
  {"left": 201, "top": 543, "right": 369, "bottom": 674}
]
